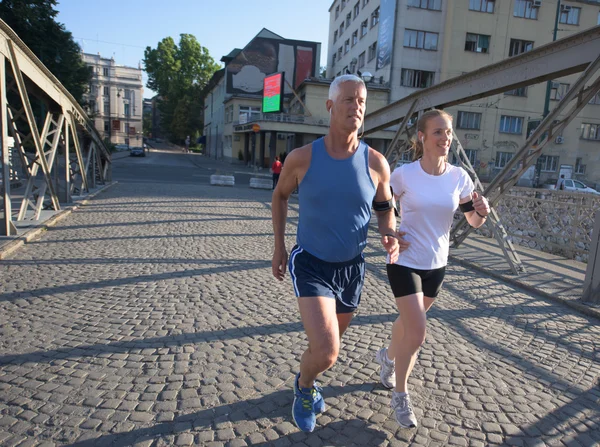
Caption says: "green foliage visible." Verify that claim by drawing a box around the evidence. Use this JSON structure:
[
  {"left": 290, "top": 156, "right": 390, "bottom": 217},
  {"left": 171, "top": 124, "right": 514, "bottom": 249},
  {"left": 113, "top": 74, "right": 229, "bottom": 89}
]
[
  {"left": 144, "top": 34, "right": 220, "bottom": 142},
  {"left": 0, "top": 0, "right": 92, "bottom": 104},
  {"left": 238, "top": 149, "right": 244, "bottom": 161}
]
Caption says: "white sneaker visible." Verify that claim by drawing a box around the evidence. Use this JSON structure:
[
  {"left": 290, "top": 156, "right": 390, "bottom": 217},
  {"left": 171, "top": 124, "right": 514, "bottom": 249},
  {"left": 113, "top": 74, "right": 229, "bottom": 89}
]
[
  {"left": 391, "top": 391, "right": 418, "bottom": 428},
  {"left": 375, "top": 347, "right": 396, "bottom": 389}
]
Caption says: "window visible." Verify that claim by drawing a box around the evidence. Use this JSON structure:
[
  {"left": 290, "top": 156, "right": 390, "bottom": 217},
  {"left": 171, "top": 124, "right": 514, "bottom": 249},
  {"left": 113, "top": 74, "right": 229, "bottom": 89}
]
[
  {"left": 339, "top": 23, "right": 344, "bottom": 35},
  {"left": 527, "top": 119, "right": 540, "bottom": 138},
  {"left": 341, "top": 0, "right": 346, "bottom": 9},
  {"left": 368, "top": 41, "right": 377, "bottom": 61},
  {"left": 334, "top": 30, "right": 338, "bottom": 43},
  {"left": 88, "top": 100, "right": 96, "bottom": 113},
  {"left": 338, "top": 47, "right": 343, "bottom": 58},
  {"left": 361, "top": 19, "right": 369, "bottom": 37},
  {"left": 404, "top": 29, "right": 439, "bottom": 50},
  {"left": 346, "top": 12, "right": 352, "bottom": 27},
  {"left": 354, "top": 1, "right": 360, "bottom": 18},
  {"left": 575, "top": 158, "right": 586, "bottom": 174},
  {"left": 452, "top": 149, "right": 478, "bottom": 166},
  {"left": 104, "top": 120, "right": 110, "bottom": 132},
  {"left": 124, "top": 103, "right": 130, "bottom": 117},
  {"left": 499, "top": 115, "right": 523, "bottom": 134},
  {"left": 371, "top": 8, "right": 379, "bottom": 27},
  {"left": 239, "top": 106, "right": 261, "bottom": 123},
  {"left": 343, "top": 65, "right": 349, "bottom": 74},
  {"left": 589, "top": 90, "right": 600, "bottom": 105},
  {"left": 469, "top": 0, "right": 494, "bottom": 13},
  {"left": 514, "top": 0, "right": 538, "bottom": 20},
  {"left": 465, "top": 33, "right": 490, "bottom": 53},
  {"left": 335, "top": 5, "right": 340, "bottom": 19},
  {"left": 363, "top": 0, "right": 369, "bottom": 6},
  {"left": 560, "top": 7, "right": 581, "bottom": 25},
  {"left": 103, "top": 86, "right": 109, "bottom": 96},
  {"left": 538, "top": 155, "right": 559, "bottom": 172},
  {"left": 407, "top": 0, "right": 442, "bottom": 11},
  {"left": 344, "top": 39, "right": 350, "bottom": 53},
  {"left": 495, "top": 151, "right": 514, "bottom": 168},
  {"left": 550, "top": 82, "right": 570, "bottom": 101},
  {"left": 103, "top": 102, "right": 109, "bottom": 115},
  {"left": 457, "top": 111, "right": 482, "bottom": 130},
  {"left": 352, "top": 30, "right": 358, "bottom": 46},
  {"left": 505, "top": 87, "right": 527, "bottom": 97},
  {"left": 358, "top": 51, "right": 365, "bottom": 68},
  {"left": 581, "top": 123, "right": 600, "bottom": 140},
  {"left": 332, "top": 53, "right": 337, "bottom": 65},
  {"left": 103, "top": 67, "right": 109, "bottom": 77},
  {"left": 509, "top": 39, "right": 534, "bottom": 56},
  {"left": 401, "top": 69, "right": 435, "bottom": 88}
]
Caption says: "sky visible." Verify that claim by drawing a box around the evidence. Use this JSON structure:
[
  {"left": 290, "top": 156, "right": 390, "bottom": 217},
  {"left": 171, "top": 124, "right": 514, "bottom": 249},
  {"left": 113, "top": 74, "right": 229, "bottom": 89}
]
[{"left": 55, "top": 0, "right": 331, "bottom": 98}]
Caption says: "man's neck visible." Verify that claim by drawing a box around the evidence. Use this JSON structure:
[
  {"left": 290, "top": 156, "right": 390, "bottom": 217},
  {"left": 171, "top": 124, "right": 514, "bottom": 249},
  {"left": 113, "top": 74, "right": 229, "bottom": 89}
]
[{"left": 324, "top": 130, "right": 359, "bottom": 156}]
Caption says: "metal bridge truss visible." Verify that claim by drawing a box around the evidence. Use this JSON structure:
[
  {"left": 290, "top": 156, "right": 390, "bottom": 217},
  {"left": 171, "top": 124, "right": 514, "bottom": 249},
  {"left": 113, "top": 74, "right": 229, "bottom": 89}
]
[
  {"left": 0, "top": 19, "right": 111, "bottom": 236},
  {"left": 365, "top": 26, "right": 600, "bottom": 275}
]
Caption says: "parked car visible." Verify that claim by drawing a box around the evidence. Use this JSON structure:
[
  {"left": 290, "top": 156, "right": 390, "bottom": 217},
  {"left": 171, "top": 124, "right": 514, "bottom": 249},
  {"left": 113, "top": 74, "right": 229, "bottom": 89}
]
[
  {"left": 130, "top": 146, "right": 145, "bottom": 157},
  {"left": 562, "top": 179, "right": 600, "bottom": 195}
]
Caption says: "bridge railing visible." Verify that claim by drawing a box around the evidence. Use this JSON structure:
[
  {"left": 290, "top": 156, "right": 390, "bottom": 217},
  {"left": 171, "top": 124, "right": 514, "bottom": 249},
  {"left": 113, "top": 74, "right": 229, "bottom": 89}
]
[{"left": 0, "top": 19, "right": 111, "bottom": 236}]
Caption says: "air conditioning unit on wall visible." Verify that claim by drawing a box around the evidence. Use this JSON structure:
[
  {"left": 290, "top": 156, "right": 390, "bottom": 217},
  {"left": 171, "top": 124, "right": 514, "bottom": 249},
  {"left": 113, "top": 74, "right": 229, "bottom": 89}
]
[
  {"left": 561, "top": 5, "right": 572, "bottom": 12},
  {"left": 532, "top": 0, "right": 542, "bottom": 7},
  {"left": 555, "top": 136, "right": 564, "bottom": 144}
]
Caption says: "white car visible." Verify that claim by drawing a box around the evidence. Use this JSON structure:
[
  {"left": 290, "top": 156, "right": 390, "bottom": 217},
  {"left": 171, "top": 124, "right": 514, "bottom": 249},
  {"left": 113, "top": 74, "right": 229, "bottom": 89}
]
[{"left": 562, "top": 179, "right": 600, "bottom": 195}]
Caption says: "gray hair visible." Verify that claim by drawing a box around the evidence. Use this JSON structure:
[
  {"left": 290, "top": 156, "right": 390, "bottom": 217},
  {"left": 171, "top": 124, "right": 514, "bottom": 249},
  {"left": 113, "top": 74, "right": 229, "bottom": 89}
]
[{"left": 328, "top": 74, "right": 366, "bottom": 102}]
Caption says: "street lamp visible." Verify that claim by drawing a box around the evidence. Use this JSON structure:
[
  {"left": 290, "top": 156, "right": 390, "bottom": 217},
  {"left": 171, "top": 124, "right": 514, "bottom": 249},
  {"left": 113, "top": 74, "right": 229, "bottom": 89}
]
[{"left": 359, "top": 71, "right": 373, "bottom": 83}]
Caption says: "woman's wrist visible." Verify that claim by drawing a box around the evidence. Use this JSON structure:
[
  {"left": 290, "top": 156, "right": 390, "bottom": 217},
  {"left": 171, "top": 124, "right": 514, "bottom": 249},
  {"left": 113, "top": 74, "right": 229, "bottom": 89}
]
[{"left": 476, "top": 211, "right": 488, "bottom": 219}]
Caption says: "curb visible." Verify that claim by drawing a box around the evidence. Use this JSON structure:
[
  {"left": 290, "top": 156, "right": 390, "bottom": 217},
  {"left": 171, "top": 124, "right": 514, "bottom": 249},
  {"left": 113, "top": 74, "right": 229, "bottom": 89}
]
[
  {"left": 449, "top": 254, "right": 600, "bottom": 321},
  {"left": 0, "top": 182, "right": 118, "bottom": 260}
]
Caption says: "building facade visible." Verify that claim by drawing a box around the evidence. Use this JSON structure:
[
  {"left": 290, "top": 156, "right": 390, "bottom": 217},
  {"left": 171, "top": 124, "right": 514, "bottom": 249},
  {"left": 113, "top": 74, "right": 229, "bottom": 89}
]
[
  {"left": 82, "top": 53, "right": 144, "bottom": 148},
  {"left": 203, "top": 29, "right": 395, "bottom": 167},
  {"left": 327, "top": 0, "right": 600, "bottom": 187}
]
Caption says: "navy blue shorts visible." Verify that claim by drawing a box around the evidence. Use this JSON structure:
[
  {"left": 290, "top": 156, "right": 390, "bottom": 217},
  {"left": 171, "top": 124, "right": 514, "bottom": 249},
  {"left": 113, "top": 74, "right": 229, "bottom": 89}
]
[{"left": 288, "top": 245, "right": 365, "bottom": 314}]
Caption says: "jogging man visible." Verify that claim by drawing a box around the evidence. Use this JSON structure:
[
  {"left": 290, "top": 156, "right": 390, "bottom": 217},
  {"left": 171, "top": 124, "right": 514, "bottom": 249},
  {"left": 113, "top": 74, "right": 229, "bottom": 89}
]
[{"left": 271, "top": 74, "right": 399, "bottom": 432}]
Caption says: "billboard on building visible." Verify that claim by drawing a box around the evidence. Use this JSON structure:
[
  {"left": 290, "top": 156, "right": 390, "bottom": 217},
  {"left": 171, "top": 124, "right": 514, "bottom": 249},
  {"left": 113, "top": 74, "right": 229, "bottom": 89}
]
[
  {"left": 262, "top": 72, "right": 284, "bottom": 113},
  {"left": 226, "top": 35, "right": 319, "bottom": 96},
  {"left": 376, "top": 0, "right": 397, "bottom": 71}
]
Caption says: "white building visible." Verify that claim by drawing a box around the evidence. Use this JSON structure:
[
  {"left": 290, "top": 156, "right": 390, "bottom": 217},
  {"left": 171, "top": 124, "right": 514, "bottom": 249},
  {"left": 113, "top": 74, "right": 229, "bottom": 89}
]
[{"left": 82, "top": 53, "right": 144, "bottom": 147}]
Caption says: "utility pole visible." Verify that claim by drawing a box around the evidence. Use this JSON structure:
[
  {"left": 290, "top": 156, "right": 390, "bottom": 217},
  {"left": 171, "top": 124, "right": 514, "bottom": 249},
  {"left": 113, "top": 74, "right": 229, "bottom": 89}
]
[
  {"left": 543, "top": 1, "right": 562, "bottom": 118},
  {"left": 535, "top": 0, "right": 562, "bottom": 187}
]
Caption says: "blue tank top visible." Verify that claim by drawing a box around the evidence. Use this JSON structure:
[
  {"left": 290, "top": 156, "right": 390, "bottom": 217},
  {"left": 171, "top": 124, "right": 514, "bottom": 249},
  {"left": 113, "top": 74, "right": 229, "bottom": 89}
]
[{"left": 297, "top": 137, "right": 376, "bottom": 262}]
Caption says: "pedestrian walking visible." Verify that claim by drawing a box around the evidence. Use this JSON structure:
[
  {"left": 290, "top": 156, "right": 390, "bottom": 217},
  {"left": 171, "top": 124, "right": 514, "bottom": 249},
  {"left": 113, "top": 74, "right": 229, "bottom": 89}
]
[
  {"left": 271, "top": 74, "right": 400, "bottom": 433},
  {"left": 271, "top": 156, "right": 282, "bottom": 190},
  {"left": 184, "top": 135, "right": 190, "bottom": 153},
  {"left": 374, "top": 109, "right": 490, "bottom": 429}
]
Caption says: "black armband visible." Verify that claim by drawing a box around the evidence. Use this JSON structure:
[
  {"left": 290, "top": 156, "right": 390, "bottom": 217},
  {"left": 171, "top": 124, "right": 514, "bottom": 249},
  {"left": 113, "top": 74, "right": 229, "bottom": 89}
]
[
  {"left": 373, "top": 198, "right": 399, "bottom": 216},
  {"left": 459, "top": 200, "right": 475, "bottom": 213},
  {"left": 373, "top": 198, "right": 394, "bottom": 212}
]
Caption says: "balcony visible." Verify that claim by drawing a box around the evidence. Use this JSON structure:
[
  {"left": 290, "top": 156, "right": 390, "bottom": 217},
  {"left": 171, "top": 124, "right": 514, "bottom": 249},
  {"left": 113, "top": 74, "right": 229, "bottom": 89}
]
[{"left": 233, "top": 113, "right": 330, "bottom": 131}]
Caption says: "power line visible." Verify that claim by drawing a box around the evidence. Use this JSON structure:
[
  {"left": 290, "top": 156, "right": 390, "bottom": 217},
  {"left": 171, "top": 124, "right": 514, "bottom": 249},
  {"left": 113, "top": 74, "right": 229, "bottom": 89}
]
[{"left": 74, "top": 37, "right": 146, "bottom": 49}]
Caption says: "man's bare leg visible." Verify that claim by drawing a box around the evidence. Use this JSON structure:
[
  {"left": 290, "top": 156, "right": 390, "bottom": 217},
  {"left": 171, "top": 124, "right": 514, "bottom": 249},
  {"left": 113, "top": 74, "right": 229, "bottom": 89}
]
[{"left": 297, "top": 296, "right": 340, "bottom": 389}]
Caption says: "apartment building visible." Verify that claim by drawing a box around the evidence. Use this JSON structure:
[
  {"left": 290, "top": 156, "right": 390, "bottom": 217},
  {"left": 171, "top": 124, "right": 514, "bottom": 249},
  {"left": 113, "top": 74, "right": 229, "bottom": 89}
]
[
  {"left": 327, "top": 0, "right": 600, "bottom": 187},
  {"left": 82, "top": 53, "right": 144, "bottom": 147}
]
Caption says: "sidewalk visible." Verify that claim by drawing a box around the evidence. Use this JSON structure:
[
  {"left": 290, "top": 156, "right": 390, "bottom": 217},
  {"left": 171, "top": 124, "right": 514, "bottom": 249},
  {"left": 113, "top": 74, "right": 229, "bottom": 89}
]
[
  {"left": 0, "top": 182, "right": 117, "bottom": 260},
  {"left": 449, "top": 234, "right": 600, "bottom": 319}
]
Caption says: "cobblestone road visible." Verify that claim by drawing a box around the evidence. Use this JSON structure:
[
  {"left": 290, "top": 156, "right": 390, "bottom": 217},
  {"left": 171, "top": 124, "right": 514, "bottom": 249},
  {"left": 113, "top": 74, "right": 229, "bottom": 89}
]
[{"left": 0, "top": 180, "right": 599, "bottom": 446}]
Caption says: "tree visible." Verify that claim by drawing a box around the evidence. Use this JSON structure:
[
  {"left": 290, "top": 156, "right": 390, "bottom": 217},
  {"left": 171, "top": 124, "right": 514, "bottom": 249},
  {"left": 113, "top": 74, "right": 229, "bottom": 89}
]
[
  {"left": 0, "top": 0, "right": 92, "bottom": 103},
  {"left": 144, "top": 34, "right": 220, "bottom": 142}
]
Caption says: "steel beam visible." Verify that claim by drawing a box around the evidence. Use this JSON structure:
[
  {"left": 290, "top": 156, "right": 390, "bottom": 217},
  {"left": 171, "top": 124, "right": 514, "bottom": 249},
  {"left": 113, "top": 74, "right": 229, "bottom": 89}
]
[
  {"left": 1, "top": 53, "right": 16, "bottom": 236},
  {"left": 451, "top": 55, "right": 600, "bottom": 249},
  {"left": 365, "top": 26, "right": 600, "bottom": 134}
]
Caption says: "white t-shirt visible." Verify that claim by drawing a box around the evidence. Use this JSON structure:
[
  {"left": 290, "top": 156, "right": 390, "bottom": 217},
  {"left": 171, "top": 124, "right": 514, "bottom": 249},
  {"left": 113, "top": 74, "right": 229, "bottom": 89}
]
[{"left": 389, "top": 160, "right": 474, "bottom": 269}]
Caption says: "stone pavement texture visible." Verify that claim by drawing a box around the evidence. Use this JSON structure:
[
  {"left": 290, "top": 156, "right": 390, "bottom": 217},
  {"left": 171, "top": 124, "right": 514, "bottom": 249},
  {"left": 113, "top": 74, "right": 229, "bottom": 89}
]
[{"left": 0, "top": 180, "right": 599, "bottom": 446}]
